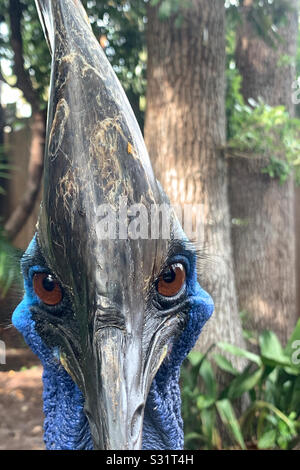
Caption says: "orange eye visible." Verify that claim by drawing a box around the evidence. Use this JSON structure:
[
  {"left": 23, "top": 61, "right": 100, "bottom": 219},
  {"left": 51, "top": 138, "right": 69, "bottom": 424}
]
[
  {"left": 157, "top": 263, "right": 186, "bottom": 297},
  {"left": 33, "top": 273, "right": 63, "bottom": 306}
]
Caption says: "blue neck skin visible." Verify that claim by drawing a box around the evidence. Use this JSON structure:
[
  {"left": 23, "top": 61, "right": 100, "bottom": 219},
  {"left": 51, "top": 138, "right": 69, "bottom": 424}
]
[{"left": 12, "top": 236, "right": 213, "bottom": 450}]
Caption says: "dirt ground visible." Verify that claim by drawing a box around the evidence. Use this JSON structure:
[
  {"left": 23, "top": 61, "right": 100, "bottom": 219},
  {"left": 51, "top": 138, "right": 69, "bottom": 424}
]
[{"left": 0, "top": 327, "right": 45, "bottom": 450}]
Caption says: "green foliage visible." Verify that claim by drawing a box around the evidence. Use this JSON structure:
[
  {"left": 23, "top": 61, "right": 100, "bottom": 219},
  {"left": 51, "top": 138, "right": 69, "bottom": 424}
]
[
  {"left": 227, "top": 99, "right": 300, "bottom": 185},
  {"left": 153, "top": 0, "right": 295, "bottom": 34},
  {"left": 243, "top": 0, "right": 294, "bottom": 48},
  {"left": 150, "top": 0, "right": 191, "bottom": 24},
  {"left": 181, "top": 321, "right": 300, "bottom": 450},
  {"left": 295, "top": 28, "right": 300, "bottom": 119},
  {"left": 0, "top": 144, "right": 14, "bottom": 195},
  {"left": 226, "top": 0, "right": 295, "bottom": 48},
  {"left": 225, "top": 6, "right": 243, "bottom": 140},
  {"left": 225, "top": 1, "right": 300, "bottom": 185},
  {"left": 261, "top": 157, "right": 291, "bottom": 186},
  {"left": 0, "top": 0, "right": 50, "bottom": 107},
  {"left": 0, "top": 228, "right": 22, "bottom": 298},
  {"left": 0, "top": 0, "right": 147, "bottom": 128},
  {"left": 1, "top": 0, "right": 296, "bottom": 132}
]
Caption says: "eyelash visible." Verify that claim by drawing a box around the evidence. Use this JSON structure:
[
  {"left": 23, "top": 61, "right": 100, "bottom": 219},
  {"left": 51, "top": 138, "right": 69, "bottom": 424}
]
[{"left": 160, "top": 254, "right": 192, "bottom": 280}]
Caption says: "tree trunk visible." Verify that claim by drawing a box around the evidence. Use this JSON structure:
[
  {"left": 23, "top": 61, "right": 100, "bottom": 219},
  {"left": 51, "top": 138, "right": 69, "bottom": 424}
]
[
  {"left": 4, "top": 110, "right": 46, "bottom": 240},
  {"left": 0, "top": 84, "right": 7, "bottom": 208},
  {"left": 229, "top": 1, "right": 298, "bottom": 345},
  {"left": 145, "top": 0, "right": 245, "bottom": 368}
]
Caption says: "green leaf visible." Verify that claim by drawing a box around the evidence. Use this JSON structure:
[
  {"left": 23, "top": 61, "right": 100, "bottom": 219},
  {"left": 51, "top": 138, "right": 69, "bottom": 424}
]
[
  {"left": 289, "top": 376, "right": 300, "bottom": 413},
  {"left": 201, "top": 407, "right": 216, "bottom": 445},
  {"left": 226, "top": 366, "right": 264, "bottom": 400},
  {"left": 0, "top": 172, "right": 12, "bottom": 179},
  {"left": 158, "top": 0, "right": 173, "bottom": 19},
  {"left": 218, "top": 342, "right": 262, "bottom": 366},
  {"left": 213, "top": 353, "right": 239, "bottom": 375},
  {"left": 245, "top": 401, "right": 297, "bottom": 435},
  {"left": 257, "top": 429, "right": 277, "bottom": 449},
  {"left": 196, "top": 395, "right": 216, "bottom": 410},
  {"left": 188, "top": 350, "right": 204, "bottom": 367},
  {"left": 184, "top": 432, "right": 204, "bottom": 444},
  {"left": 216, "top": 399, "right": 246, "bottom": 450},
  {"left": 259, "top": 330, "right": 291, "bottom": 367},
  {"left": 199, "top": 359, "right": 218, "bottom": 399}
]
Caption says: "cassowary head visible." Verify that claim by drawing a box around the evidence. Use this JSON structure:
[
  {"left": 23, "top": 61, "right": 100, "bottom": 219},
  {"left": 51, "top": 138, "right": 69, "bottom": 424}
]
[{"left": 12, "top": 0, "right": 213, "bottom": 450}]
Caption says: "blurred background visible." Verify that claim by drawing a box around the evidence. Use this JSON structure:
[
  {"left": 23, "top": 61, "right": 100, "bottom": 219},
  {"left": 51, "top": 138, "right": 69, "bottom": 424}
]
[{"left": 0, "top": 0, "right": 300, "bottom": 450}]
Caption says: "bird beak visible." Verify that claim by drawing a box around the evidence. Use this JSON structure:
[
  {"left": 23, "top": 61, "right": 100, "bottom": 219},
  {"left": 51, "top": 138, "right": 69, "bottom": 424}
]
[
  {"left": 58, "top": 300, "right": 177, "bottom": 450},
  {"left": 86, "top": 331, "right": 144, "bottom": 449},
  {"left": 83, "top": 329, "right": 148, "bottom": 450},
  {"left": 81, "top": 311, "right": 176, "bottom": 450}
]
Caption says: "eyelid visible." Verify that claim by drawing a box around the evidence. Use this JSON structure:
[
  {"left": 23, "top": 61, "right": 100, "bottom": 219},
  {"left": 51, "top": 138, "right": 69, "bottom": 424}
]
[
  {"left": 28, "top": 266, "right": 51, "bottom": 283},
  {"left": 160, "top": 254, "right": 192, "bottom": 281}
]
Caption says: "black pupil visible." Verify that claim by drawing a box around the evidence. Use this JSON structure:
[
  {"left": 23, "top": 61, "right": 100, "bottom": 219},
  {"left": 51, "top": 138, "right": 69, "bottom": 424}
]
[
  {"left": 42, "top": 275, "right": 56, "bottom": 292},
  {"left": 162, "top": 266, "right": 176, "bottom": 283}
]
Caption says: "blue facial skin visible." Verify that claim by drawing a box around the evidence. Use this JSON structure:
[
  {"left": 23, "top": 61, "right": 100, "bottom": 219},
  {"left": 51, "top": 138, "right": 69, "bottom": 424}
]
[{"left": 12, "top": 235, "right": 214, "bottom": 450}]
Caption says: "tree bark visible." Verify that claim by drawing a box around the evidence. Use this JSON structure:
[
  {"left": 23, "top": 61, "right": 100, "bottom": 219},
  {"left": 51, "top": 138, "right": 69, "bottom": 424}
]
[
  {"left": 0, "top": 85, "right": 7, "bottom": 212},
  {"left": 4, "top": 110, "right": 45, "bottom": 240},
  {"left": 145, "top": 0, "right": 246, "bottom": 368},
  {"left": 229, "top": 1, "right": 298, "bottom": 345},
  {"left": 0, "top": 84, "right": 9, "bottom": 217}
]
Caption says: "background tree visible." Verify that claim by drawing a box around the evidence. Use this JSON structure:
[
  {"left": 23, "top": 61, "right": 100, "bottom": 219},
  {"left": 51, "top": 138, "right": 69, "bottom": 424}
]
[
  {"left": 228, "top": 0, "right": 299, "bottom": 345},
  {"left": 145, "top": 0, "right": 246, "bottom": 370},
  {"left": 0, "top": 0, "right": 48, "bottom": 240}
]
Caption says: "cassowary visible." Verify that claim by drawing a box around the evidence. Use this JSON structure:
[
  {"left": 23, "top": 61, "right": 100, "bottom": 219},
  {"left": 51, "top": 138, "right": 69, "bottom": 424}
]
[{"left": 12, "top": 0, "right": 214, "bottom": 450}]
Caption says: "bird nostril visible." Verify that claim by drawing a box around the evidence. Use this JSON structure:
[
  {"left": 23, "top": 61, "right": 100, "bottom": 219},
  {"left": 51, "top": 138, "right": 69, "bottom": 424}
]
[{"left": 131, "top": 404, "right": 144, "bottom": 442}]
